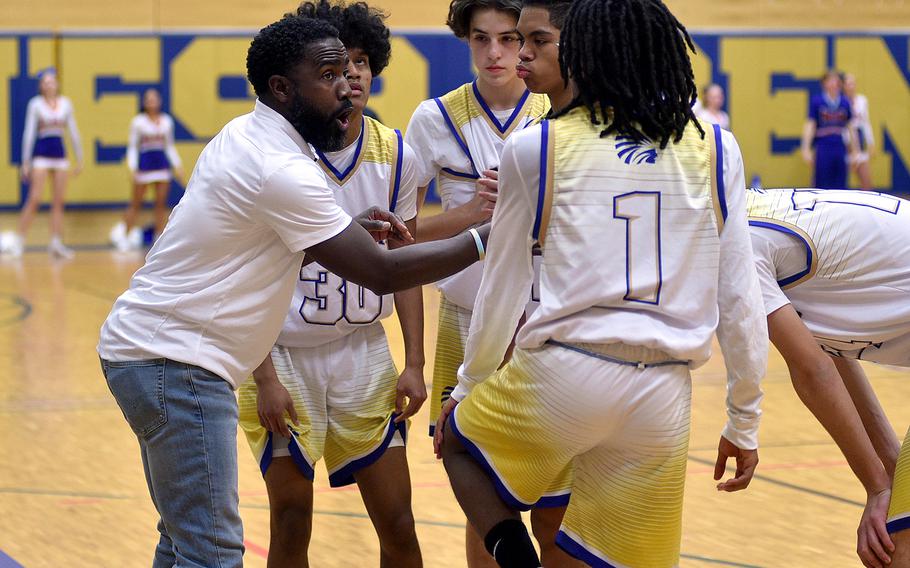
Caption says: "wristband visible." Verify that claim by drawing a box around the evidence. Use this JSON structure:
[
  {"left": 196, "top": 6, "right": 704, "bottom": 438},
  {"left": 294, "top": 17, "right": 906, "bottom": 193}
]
[{"left": 468, "top": 228, "right": 485, "bottom": 261}]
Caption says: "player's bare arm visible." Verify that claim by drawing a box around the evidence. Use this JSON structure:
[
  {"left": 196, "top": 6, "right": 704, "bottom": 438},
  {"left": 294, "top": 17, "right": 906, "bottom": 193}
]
[
  {"left": 390, "top": 216, "right": 428, "bottom": 423},
  {"left": 769, "top": 304, "right": 894, "bottom": 567},
  {"left": 306, "top": 214, "right": 489, "bottom": 296},
  {"left": 253, "top": 354, "right": 299, "bottom": 440},
  {"left": 415, "top": 174, "right": 497, "bottom": 242}
]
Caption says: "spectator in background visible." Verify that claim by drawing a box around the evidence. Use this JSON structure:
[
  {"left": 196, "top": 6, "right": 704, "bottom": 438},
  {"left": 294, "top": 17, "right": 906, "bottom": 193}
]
[
  {"left": 801, "top": 70, "right": 856, "bottom": 189},
  {"left": 695, "top": 83, "right": 730, "bottom": 130},
  {"left": 2, "top": 69, "right": 83, "bottom": 259},
  {"left": 844, "top": 73, "right": 875, "bottom": 191}
]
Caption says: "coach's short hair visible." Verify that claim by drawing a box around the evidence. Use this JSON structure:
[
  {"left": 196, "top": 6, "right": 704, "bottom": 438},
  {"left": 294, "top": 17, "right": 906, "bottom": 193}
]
[
  {"left": 246, "top": 15, "right": 339, "bottom": 97},
  {"left": 295, "top": 1, "right": 392, "bottom": 77},
  {"left": 446, "top": 0, "right": 522, "bottom": 38}
]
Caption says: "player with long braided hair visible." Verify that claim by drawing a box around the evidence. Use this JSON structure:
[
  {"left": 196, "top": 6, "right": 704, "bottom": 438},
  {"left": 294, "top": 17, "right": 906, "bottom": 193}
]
[{"left": 435, "top": 0, "right": 767, "bottom": 566}]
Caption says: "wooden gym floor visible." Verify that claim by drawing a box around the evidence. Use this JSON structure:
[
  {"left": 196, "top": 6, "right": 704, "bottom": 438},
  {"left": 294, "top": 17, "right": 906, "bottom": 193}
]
[{"left": 0, "top": 208, "right": 906, "bottom": 567}]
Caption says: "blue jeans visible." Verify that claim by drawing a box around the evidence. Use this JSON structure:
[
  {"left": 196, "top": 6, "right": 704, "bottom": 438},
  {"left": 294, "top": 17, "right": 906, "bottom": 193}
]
[{"left": 101, "top": 358, "right": 244, "bottom": 568}]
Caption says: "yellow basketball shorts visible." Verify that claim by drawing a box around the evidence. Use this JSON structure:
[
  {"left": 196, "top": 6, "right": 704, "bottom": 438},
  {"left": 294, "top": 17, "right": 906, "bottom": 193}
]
[
  {"left": 450, "top": 342, "right": 692, "bottom": 568},
  {"left": 429, "top": 294, "right": 472, "bottom": 436},
  {"left": 888, "top": 426, "right": 910, "bottom": 533},
  {"left": 238, "top": 324, "right": 405, "bottom": 487}
]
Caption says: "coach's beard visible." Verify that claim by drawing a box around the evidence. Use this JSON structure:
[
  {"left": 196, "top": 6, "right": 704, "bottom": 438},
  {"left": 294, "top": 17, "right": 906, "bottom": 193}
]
[{"left": 288, "top": 94, "right": 352, "bottom": 153}]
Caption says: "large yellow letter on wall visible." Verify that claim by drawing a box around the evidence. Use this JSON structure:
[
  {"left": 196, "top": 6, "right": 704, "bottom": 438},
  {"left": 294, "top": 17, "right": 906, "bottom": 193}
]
[
  {"left": 170, "top": 38, "right": 253, "bottom": 140},
  {"left": 368, "top": 37, "right": 429, "bottom": 131},
  {"left": 0, "top": 39, "right": 19, "bottom": 206},
  {"left": 59, "top": 37, "right": 161, "bottom": 203},
  {"left": 723, "top": 38, "right": 826, "bottom": 187}
]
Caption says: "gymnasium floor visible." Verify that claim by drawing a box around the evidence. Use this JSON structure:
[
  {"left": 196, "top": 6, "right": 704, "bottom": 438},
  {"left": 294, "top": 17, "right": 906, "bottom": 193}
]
[{"left": 0, "top": 209, "right": 906, "bottom": 568}]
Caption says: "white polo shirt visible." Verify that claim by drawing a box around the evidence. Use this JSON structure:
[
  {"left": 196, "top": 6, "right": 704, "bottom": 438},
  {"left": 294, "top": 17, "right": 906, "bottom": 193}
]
[{"left": 98, "top": 100, "right": 352, "bottom": 388}]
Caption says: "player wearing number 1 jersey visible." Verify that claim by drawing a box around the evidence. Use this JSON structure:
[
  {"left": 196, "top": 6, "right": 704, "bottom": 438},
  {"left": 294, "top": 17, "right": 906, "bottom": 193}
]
[
  {"left": 746, "top": 187, "right": 910, "bottom": 568},
  {"left": 237, "top": 3, "right": 424, "bottom": 566},
  {"left": 435, "top": 1, "right": 768, "bottom": 566}
]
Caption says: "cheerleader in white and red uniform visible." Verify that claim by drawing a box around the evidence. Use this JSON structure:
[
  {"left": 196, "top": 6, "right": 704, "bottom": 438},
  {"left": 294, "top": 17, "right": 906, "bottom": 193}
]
[
  {"left": 4, "top": 70, "right": 83, "bottom": 258},
  {"left": 111, "top": 88, "right": 183, "bottom": 251}
]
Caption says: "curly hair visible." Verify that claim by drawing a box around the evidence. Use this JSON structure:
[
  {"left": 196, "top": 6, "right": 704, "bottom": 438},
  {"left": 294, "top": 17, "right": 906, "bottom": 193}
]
[
  {"left": 446, "top": 0, "right": 522, "bottom": 38},
  {"left": 558, "top": 0, "right": 704, "bottom": 148},
  {"left": 294, "top": 1, "right": 392, "bottom": 76},
  {"left": 520, "top": 0, "right": 574, "bottom": 29},
  {"left": 246, "top": 15, "right": 339, "bottom": 97}
]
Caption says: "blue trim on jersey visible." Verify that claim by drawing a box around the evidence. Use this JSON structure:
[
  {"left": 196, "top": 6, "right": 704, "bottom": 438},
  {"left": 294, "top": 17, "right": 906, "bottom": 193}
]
[
  {"left": 449, "top": 411, "right": 533, "bottom": 511},
  {"left": 328, "top": 414, "right": 407, "bottom": 487},
  {"left": 314, "top": 117, "right": 366, "bottom": 182},
  {"left": 887, "top": 516, "right": 910, "bottom": 535},
  {"left": 471, "top": 80, "right": 531, "bottom": 134},
  {"left": 433, "top": 97, "right": 479, "bottom": 177},
  {"left": 448, "top": 409, "right": 568, "bottom": 510},
  {"left": 556, "top": 531, "right": 618, "bottom": 568},
  {"left": 713, "top": 124, "right": 728, "bottom": 223},
  {"left": 748, "top": 220, "right": 814, "bottom": 287},
  {"left": 440, "top": 167, "right": 480, "bottom": 180},
  {"left": 547, "top": 340, "right": 688, "bottom": 367},
  {"left": 532, "top": 120, "right": 550, "bottom": 242},
  {"left": 259, "top": 431, "right": 316, "bottom": 481},
  {"left": 390, "top": 129, "right": 404, "bottom": 213}
]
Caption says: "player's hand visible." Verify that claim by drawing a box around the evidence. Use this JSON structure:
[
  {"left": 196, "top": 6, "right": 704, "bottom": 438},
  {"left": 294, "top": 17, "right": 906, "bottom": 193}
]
[
  {"left": 857, "top": 488, "right": 894, "bottom": 568},
  {"left": 73, "top": 162, "right": 83, "bottom": 177},
  {"left": 257, "top": 380, "right": 299, "bottom": 439},
  {"left": 434, "top": 397, "right": 459, "bottom": 459},
  {"left": 477, "top": 169, "right": 499, "bottom": 213},
  {"left": 394, "top": 366, "right": 426, "bottom": 424},
  {"left": 713, "top": 435, "right": 758, "bottom": 492},
  {"left": 20, "top": 164, "right": 30, "bottom": 182},
  {"left": 354, "top": 206, "right": 413, "bottom": 245}
]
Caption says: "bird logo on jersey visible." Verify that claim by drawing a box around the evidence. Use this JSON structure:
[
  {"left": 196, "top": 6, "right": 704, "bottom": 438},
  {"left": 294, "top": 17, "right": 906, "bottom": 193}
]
[{"left": 615, "top": 135, "right": 658, "bottom": 165}]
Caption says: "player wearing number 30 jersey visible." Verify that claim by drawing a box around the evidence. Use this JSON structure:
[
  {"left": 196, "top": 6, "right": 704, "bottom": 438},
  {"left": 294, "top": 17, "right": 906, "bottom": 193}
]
[{"left": 238, "top": 114, "right": 419, "bottom": 484}]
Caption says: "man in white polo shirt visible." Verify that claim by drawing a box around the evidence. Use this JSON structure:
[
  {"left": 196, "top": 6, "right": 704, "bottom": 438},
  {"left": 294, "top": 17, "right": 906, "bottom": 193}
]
[{"left": 97, "top": 15, "right": 488, "bottom": 568}]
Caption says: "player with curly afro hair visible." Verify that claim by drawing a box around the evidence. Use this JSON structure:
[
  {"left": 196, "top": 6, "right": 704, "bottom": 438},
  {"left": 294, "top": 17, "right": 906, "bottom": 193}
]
[{"left": 241, "top": 4, "right": 428, "bottom": 568}]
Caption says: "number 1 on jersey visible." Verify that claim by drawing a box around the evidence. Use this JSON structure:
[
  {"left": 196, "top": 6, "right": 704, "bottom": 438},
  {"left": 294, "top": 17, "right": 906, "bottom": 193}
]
[{"left": 613, "top": 191, "right": 662, "bottom": 304}]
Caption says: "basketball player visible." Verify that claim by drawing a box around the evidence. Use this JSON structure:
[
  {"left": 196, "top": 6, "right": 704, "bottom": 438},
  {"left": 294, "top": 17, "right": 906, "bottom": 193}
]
[
  {"left": 5, "top": 69, "right": 82, "bottom": 259},
  {"left": 237, "top": 2, "right": 424, "bottom": 565},
  {"left": 405, "top": 1, "right": 553, "bottom": 564},
  {"left": 112, "top": 88, "right": 184, "bottom": 251},
  {"left": 435, "top": 1, "right": 768, "bottom": 566},
  {"left": 98, "top": 16, "right": 490, "bottom": 567},
  {"left": 746, "top": 187, "right": 910, "bottom": 568}
]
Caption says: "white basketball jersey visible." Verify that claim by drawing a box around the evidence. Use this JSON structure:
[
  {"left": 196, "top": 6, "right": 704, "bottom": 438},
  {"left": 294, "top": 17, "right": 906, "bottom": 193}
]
[
  {"left": 747, "top": 188, "right": 910, "bottom": 364},
  {"left": 406, "top": 82, "right": 549, "bottom": 310},
  {"left": 277, "top": 117, "right": 418, "bottom": 348}
]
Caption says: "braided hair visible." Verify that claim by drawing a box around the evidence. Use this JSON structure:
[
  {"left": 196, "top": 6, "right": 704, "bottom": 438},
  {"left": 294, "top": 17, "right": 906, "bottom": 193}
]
[{"left": 558, "top": 0, "right": 704, "bottom": 148}]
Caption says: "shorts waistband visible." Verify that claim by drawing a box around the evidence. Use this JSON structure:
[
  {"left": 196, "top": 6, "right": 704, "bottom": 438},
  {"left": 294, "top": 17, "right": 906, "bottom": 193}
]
[{"left": 545, "top": 340, "right": 690, "bottom": 369}]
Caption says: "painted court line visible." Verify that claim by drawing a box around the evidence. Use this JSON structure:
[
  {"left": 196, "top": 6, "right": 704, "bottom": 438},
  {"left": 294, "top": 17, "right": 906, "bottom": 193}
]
[{"left": 687, "top": 455, "right": 864, "bottom": 507}]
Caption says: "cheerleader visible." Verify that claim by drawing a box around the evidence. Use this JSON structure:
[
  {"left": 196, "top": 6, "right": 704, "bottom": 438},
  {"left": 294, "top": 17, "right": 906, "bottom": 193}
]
[
  {"left": 4, "top": 69, "right": 83, "bottom": 258},
  {"left": 111, "top": 88, "right": 183, "bottom": 251},
  {"left": 844, "top": 73, "right": 874, "bottom": 190}
]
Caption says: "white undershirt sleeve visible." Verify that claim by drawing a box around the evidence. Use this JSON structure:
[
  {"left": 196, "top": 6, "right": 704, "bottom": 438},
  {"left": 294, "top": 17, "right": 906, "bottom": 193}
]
[
  {"left": 716, "top": 130, "right": 768, "bottom": 450},
  {"left": 453, "top": 131, "right": 538, "bottom": 401}
]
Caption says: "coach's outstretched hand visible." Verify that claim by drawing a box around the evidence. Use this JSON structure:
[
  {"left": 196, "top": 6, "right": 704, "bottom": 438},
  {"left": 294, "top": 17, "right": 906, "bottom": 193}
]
[
  {"left": 858, "top": 488, "right": 894, "bottom": 568},
  {"left": 354, "top": 206, "right": 413, "bottom": 246},
  {"left": 714, "top": 435, "right": 758, "bottom": 492}
]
